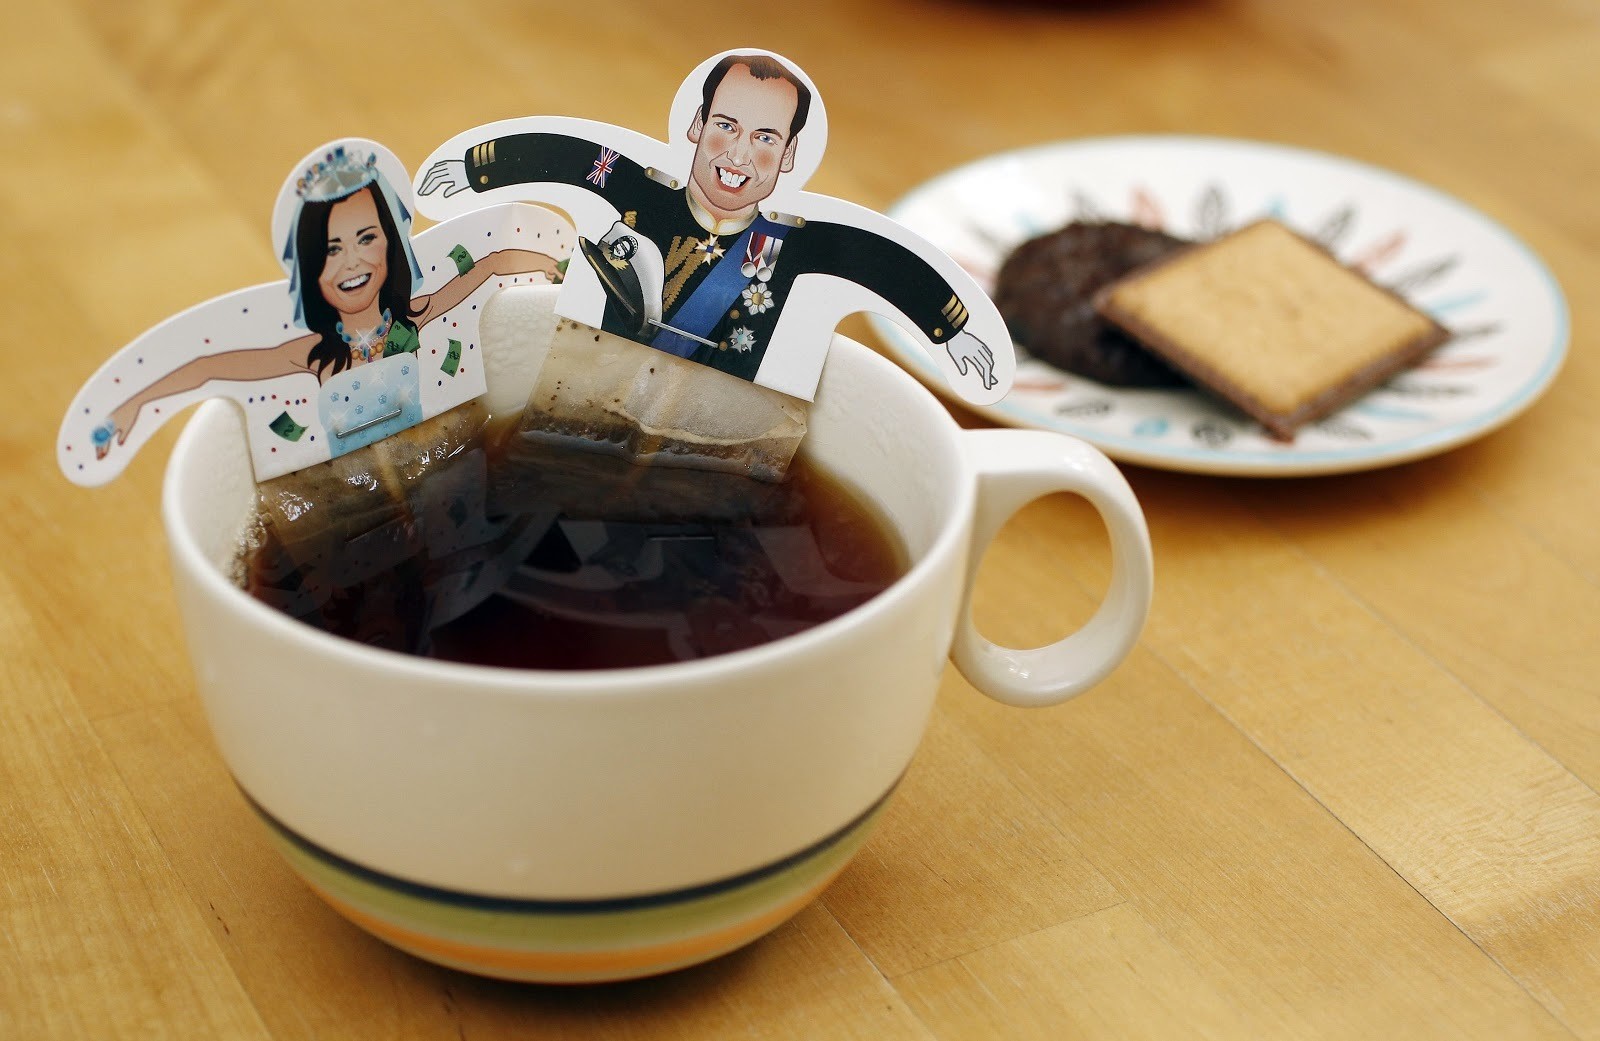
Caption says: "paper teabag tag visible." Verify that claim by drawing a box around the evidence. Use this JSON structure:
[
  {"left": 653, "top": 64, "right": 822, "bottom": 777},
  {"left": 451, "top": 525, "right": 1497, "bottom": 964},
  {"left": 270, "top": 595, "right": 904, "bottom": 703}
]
[
  {"left": 59, "top": 138, "right": 572, "bottom": 488},
  {"left": 414, "top": 48, "right": 1016, "bottom": 480}
]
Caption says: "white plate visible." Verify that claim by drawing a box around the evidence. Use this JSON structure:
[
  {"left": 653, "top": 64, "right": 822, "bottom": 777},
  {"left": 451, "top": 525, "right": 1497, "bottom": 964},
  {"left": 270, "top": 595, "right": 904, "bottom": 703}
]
[{"left": 867, "top": 135, "right": 1568, "bottom": 476}]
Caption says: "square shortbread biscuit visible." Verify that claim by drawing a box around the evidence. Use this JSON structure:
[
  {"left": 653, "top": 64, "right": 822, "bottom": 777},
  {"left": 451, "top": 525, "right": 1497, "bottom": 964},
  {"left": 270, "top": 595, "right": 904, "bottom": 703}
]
[{"left": 1094, "top": 220, "right": 1451, "bottom": 439}]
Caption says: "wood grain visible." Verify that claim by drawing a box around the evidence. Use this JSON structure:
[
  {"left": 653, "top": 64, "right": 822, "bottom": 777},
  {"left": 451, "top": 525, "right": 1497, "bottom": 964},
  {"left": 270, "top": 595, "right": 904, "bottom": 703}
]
[{"left": 5, "top": 0, "right": 1599, "bottom": 1036}]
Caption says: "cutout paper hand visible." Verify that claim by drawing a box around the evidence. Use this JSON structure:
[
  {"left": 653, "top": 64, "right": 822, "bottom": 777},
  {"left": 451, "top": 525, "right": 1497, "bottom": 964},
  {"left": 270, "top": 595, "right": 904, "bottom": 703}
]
[
  {"left": 418, "top": 160, "right": 472, "bottom": 199},
  {"left": 946, "top": 330, "right": 998, "bottom": 393}
]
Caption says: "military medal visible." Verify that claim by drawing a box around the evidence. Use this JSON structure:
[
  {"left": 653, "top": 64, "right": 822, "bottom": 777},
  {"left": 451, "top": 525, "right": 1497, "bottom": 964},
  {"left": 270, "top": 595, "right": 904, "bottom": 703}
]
[
  {"left": 693, "top": 235, "right": 724, "bottom": 265},
  {"left": 741, "top": 231, "right": 782, "bottom": 280},
  {"left": 741, "top": 282, "right": 776, "bottom": 314}
]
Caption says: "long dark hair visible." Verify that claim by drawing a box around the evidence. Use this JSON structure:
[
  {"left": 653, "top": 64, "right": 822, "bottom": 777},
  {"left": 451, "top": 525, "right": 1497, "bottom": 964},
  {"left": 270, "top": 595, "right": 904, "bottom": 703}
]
[{"left": 296, "top": 183, "right": 423, "bottom": 378}]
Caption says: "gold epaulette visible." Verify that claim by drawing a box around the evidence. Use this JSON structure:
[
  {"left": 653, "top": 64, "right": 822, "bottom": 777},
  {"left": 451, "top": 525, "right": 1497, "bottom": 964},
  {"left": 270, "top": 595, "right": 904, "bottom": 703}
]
[{"left": 644, "top": 167, "right": 679, "bottom": 189}]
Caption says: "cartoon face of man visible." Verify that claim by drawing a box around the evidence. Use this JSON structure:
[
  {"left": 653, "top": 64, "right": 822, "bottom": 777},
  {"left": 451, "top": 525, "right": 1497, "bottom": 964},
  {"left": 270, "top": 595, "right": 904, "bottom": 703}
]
[
  {"left": 686, "top": 62, "right": 802, "bottom": 225},
  {"left": 317, "top": 186, "right": 390, "bottom": 317}
]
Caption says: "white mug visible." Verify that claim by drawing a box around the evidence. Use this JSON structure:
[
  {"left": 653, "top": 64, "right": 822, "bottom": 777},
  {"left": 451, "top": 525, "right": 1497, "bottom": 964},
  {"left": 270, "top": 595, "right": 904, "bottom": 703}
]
[{"left": 162, "top": 288, "right": 1152, "bottom": 982}]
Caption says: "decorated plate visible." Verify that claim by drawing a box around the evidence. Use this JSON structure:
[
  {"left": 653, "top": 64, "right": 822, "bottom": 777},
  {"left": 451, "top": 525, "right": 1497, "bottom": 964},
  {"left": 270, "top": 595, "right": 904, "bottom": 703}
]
[{"left": 867, "top": 135, "right": 1568, "bottom": 476}]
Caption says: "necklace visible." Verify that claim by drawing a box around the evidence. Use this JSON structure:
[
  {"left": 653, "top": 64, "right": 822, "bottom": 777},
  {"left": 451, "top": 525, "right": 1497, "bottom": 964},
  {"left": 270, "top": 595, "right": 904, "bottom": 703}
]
[{"left": 337, "top": 308, "right": 393, "bottom": 364}]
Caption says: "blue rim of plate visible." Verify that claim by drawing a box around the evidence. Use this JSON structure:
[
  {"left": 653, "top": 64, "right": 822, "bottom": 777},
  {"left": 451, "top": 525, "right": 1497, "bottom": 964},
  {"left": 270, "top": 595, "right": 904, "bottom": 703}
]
[{"left": 866, "top": 135, "right": 1569, "bottom": 477}]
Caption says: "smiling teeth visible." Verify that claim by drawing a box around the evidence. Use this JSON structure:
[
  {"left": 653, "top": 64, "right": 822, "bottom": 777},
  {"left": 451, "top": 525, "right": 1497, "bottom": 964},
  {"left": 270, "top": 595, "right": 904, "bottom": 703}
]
[
  {"left": 717, "top": 168, "right": 748, "bottom": 188},
  {"left": 339, "top": 273, "right": 371, "bottom": 291}
]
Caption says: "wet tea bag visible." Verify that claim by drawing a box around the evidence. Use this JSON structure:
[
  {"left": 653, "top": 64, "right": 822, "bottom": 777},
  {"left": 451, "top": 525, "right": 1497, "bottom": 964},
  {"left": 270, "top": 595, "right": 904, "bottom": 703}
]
[
  {"left": 249, "top": 403, "right": 490, "bottom": 593},
  {"left": 244, "top": 428, "right": 415, "bottom": 622},
  {"left": 376, "top": 401, "right": 552, "bottom": 631},
  {"left": 515, "top": 315, "right": 807, "bottom": 480},
  {"left": 476, "top": 284, "right": 806, "bottom": 479},
  {"left": 413, "top": 49, "right": 1016, "bottom": 483},
  {"left": 487, "top": 402, "right": 807, "bottom": 526},
  {"left": 245, "top": 401, "right": 504, "bottom": 646}
]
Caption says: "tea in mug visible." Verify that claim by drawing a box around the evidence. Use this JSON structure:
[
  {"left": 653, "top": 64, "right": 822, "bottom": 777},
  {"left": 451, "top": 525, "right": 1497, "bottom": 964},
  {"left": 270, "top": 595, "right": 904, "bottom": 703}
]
[{"left": 239, "top": 406, "right": 904, "bottom": 668}]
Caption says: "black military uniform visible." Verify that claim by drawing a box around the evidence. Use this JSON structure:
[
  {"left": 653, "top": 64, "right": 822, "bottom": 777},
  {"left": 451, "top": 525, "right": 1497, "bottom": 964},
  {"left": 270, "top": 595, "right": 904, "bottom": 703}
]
[{"left": 462, "top": 132, "right": 972, "bottom": 384}]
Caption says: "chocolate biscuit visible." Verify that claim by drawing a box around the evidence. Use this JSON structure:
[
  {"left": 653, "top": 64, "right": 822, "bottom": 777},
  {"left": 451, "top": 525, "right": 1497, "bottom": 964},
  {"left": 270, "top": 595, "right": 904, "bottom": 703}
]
[{"left": 994, "top": 221, "right": 1191, "bottom": 387}]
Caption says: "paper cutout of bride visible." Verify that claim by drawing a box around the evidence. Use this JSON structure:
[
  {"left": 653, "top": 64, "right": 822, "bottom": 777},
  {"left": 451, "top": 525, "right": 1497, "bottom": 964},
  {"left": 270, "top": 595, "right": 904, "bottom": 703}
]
[{"left": 60, "top": 138, "right": 570, "bottom": 486}]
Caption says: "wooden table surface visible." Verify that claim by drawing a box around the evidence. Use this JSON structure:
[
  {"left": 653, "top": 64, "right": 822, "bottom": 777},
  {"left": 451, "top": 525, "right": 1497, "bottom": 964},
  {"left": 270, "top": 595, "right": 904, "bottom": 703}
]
[{"left": 5, "top": 0, "right": 1599, "bottom": 1037}]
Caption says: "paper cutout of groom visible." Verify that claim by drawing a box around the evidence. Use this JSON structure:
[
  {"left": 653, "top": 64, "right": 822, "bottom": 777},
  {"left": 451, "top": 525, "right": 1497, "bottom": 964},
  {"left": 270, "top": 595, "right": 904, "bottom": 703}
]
[{"left": 416, "top": 50, "right": 1011, "bottom": 405}]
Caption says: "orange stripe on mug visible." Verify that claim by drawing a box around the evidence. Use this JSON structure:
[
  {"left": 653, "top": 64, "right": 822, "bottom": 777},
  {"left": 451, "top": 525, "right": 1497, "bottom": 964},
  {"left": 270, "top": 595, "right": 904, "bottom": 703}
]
[{"left": 302, "top": 869, "right": 844, "bottom": 978}]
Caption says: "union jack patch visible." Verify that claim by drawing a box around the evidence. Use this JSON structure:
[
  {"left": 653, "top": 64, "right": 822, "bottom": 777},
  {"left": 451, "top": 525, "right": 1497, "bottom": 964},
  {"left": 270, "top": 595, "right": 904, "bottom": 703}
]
[{"left": 586, "top": 147, "right": 619, "bottom": 187}]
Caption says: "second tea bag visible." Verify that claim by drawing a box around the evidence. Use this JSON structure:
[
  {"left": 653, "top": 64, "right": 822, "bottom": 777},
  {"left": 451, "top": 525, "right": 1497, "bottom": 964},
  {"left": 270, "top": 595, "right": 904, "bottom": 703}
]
[
  {"left": 244, "top": 399, "right": 531, "bottom": 650},
  {"left": 512, "top": 314, "right": 808, "bottom": 482}
]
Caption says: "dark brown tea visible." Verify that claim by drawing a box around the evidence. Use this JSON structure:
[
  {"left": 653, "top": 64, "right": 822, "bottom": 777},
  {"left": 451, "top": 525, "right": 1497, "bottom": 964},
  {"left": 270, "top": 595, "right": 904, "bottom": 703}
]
[{"left": 240, "top": 406, "right": 905, "bottom": 669}]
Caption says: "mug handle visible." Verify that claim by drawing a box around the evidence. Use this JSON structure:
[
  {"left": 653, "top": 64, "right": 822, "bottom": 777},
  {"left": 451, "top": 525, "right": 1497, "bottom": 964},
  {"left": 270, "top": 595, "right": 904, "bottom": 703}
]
[{"left": 952, "top": 429, "right": 1154, "bottom": 708}]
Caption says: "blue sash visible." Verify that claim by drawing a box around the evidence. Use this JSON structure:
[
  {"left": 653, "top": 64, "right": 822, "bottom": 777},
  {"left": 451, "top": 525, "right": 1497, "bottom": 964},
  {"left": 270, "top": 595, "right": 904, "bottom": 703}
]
[{"left": 650, "top": 217, "right": 787, "bottom": 357}]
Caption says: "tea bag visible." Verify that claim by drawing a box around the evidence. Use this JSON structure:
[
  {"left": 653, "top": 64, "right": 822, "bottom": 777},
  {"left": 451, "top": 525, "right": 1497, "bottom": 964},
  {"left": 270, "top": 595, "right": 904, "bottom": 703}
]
[
  {"left": 509, "top": 311, "right": 808, "bottom": 482},
  {"left": 488, "top": 419, "right": 806, "bottom": 527},
  {"left": 245, "top": 434, "right": 416, "bottom": 624},
  {"left": 245, "top": 399, "right": 531, "bottom": 650}
]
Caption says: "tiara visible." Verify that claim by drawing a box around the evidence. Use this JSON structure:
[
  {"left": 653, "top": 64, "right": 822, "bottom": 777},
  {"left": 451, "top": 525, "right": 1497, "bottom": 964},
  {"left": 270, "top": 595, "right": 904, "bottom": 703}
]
[{"left": 295, "top": 146, "right": 379, "bottom": 202}]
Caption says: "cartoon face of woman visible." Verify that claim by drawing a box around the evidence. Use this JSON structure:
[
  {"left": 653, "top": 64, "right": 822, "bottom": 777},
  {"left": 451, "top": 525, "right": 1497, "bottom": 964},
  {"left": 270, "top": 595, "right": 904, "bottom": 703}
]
[{"left": 316, "top": 188, "right": 390, "bottom": 318}]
